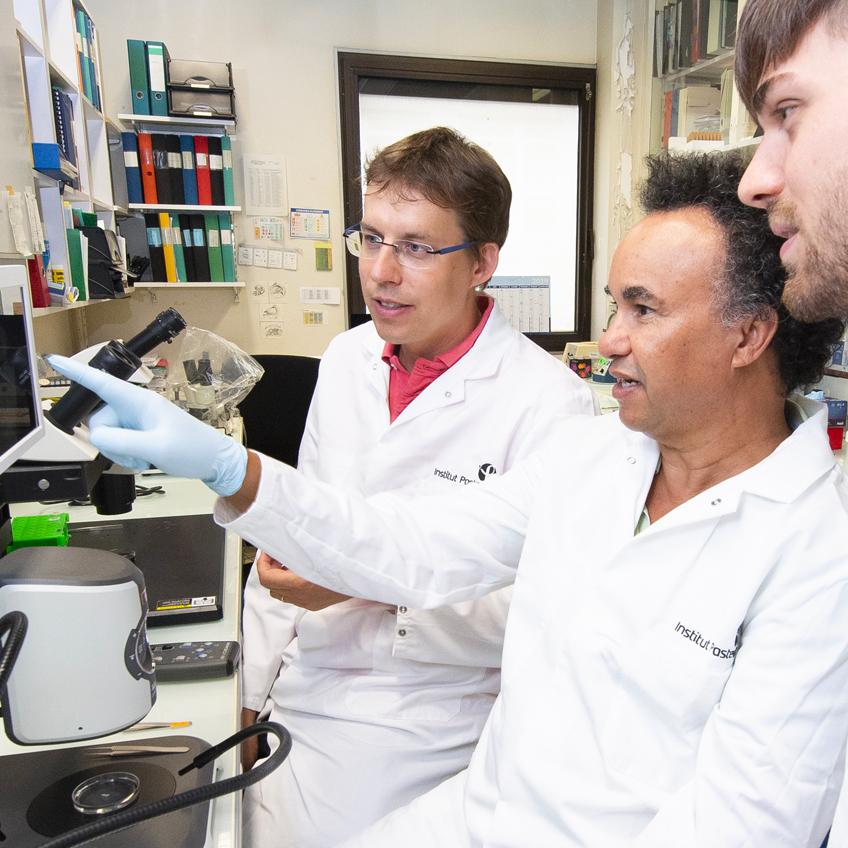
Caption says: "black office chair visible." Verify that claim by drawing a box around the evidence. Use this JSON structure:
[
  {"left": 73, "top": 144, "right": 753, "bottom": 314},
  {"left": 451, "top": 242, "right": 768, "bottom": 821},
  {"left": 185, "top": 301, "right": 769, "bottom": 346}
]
[
  {"left": 237, "top": 354, "right": 320, "bottom": 467},
  {"left": 237, "top": 354, "right": 320, "bottom": 592}
]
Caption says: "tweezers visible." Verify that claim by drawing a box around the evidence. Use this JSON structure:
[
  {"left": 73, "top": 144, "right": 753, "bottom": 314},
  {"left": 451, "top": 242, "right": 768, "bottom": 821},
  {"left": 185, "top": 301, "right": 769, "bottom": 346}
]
[{"left": 86, "top": 745, "right": 191, "bottom": 757}]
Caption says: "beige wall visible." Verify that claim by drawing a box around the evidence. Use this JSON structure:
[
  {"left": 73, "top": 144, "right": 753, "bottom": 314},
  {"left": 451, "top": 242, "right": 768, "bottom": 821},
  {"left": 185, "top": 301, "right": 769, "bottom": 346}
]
[{"left": 77, "top": 0, "right": 599, "bottom": 356}]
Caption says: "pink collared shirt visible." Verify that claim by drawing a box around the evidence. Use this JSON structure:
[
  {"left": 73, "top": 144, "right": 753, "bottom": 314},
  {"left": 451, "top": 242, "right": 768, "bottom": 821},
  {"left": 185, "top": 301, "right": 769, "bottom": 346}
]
[{"left": 381, "top": 296, "right": 495, "bottom": 422}]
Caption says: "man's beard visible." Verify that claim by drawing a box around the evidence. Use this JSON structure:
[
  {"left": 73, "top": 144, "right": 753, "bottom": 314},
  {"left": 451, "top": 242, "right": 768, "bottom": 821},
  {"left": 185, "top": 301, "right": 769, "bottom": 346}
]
[{"left": 777, "top": 192, "right": 848, "bottom": 322}]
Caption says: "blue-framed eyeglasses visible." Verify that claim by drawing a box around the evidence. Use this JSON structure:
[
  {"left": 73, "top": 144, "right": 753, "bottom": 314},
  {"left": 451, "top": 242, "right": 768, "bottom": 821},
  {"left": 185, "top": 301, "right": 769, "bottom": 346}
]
[{"left": 343, "top": 224, "right": 476, "bottom": 270}]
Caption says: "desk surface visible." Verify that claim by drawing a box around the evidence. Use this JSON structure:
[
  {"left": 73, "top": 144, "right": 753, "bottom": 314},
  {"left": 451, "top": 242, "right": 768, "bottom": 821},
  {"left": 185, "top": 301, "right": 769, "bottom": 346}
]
[{"left": 1, "top": 473, "right": 242, "bottom": 848}]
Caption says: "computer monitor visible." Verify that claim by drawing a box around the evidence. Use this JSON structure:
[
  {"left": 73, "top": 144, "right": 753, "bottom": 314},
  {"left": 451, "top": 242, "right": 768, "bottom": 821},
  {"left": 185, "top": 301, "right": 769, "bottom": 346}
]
[{"left": 0, "top": 265, "right": 44, "bottom": 476}]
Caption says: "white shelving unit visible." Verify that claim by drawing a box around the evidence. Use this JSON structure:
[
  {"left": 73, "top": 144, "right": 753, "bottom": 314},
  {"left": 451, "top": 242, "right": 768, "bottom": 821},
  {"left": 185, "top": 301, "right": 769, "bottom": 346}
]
[{"left": 12, "top": 0, "right": 126, "bottom": 310}]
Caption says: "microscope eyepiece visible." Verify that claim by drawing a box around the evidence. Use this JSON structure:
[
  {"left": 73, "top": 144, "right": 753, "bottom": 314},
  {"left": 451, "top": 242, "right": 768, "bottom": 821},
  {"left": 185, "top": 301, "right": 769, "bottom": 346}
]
[{"left": 45, "top": 309, "right": 187, "bottom": 435}]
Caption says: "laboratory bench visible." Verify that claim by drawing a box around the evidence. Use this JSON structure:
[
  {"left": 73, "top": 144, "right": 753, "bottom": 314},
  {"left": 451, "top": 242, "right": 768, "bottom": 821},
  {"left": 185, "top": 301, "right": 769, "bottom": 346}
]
[{"left": 0, "top": 473, "right": 244, "bottom": 848}]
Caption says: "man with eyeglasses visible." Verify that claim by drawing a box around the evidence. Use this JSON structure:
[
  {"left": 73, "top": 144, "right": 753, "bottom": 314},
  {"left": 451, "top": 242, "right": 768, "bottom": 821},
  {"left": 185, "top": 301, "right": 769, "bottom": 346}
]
[{"left": 235, "top": 127, "right": 595, "bottom": 847}]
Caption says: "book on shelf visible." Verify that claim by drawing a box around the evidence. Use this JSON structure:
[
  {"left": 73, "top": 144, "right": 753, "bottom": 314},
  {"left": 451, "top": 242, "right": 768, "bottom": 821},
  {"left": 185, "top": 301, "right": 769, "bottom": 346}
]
[
  {"left": 144, "top": 212, "right": 167, "bottom": 281},
  {"left": 51, "top": 87, "right": 77, "bottom": 169},
  {"left": 74, "top": 7, "right": 102, "bottom": 110},
  {"left": 26, "top": 255, "right": 51, "bottom": 309},
  {"left": 65, "top": 228, "right": 89, "bottom": 302},
  {"left": 656, "top": 0, "right": 735, "bottom": 77},
  {"left": 137, "top": 132, "right": 158, "bottom": 204},
  {"left": 204, "top": 213, "right": 225, "bottom": 282},
  {"left": 32, "top": 143, "right": 78, "bottom": 188},
  {"left": 719, "top": 0, "right": 739, "bottom": 49},
  {"left": 705, "top": 0, "right": 724, "bottom": 56},
  {"left": 158, "top": 211, "right": 178, "bottom": 282},
  {"left": 170, "top": 214, "right": 187, "bottom": 282},
  {"left": 150, "top": 134, "right": 171, "bottom": 204}
]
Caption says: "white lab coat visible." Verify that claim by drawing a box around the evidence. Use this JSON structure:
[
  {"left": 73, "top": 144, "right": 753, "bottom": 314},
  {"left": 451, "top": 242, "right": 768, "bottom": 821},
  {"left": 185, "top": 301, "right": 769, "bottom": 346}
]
[
  {"left": 240, "top": 302, "right": 595, "bottom": 848},
  {"left": 222, "top": 398, "right": 848, "bottom": 848}
]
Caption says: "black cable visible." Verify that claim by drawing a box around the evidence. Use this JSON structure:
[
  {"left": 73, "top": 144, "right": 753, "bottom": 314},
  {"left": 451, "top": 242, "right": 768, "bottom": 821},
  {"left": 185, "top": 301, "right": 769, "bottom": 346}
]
[
  {"left": 0, "top": 611, "right": 28, "bottom": 715},
  {"left": 37, "top": 721, "right": 292, "bottom": 848},
  {"left": 38, "top": 484, "right": 166, "bottom": 506}
]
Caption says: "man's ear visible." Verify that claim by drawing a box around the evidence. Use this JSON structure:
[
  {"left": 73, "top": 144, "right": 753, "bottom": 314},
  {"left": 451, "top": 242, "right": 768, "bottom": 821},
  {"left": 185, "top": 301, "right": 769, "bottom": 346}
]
[
  {"left": 731, "top": 309, "right": 779, "bottom": 369},
  {"left": 471, "top": 243, "right": 500, "bottom": 289}
]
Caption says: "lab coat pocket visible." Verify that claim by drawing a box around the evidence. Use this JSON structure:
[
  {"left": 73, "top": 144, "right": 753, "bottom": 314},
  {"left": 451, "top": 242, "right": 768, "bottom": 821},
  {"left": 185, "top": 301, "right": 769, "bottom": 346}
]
[{"left": 601, "top": 634, "right": 733, "bottom": 794}]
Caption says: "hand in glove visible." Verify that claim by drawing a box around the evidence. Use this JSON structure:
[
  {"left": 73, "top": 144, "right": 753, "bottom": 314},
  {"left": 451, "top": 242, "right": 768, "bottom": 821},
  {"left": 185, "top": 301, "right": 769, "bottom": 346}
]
[{"left": 47, "top": 354, "right": 248, "bottom": 496}]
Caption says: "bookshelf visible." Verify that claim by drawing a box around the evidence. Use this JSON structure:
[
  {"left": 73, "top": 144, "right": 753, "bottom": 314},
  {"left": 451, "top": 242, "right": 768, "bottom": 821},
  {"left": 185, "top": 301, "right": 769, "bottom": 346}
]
[
  {"left": 12, "top": 0, "right": 125, "bottom": 308},
  {"left": 650, "top": 0, "right": 758, "bottom": 154}
]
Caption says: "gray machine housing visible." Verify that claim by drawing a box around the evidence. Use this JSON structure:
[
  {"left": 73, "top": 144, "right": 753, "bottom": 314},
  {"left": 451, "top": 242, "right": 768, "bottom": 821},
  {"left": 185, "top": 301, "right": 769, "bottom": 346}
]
[{"left": 0, "top": 546, "right": 156, "bottom": 744}]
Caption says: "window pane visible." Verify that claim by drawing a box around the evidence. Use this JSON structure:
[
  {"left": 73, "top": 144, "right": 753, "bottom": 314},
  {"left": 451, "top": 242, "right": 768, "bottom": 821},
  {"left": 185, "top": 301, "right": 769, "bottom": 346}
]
[{"left": 359, "top": 93, "right": 580, "bottom": 332}]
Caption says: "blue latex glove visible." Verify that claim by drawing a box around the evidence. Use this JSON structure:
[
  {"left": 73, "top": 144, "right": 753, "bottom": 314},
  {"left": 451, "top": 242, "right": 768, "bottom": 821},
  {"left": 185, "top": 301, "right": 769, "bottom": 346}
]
[{"left": 47, "top": 354, "right": 248, "bottom": 496}]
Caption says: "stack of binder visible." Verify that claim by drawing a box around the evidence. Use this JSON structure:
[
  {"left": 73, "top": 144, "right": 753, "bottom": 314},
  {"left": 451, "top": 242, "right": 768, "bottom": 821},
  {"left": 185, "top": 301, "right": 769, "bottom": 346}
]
[
  {"left": 127, "top": 39, "right": 170, "bottom": 116},
  {"left": 139, "top": 212, "right": 236, "bottom": 283},
  {"left": 75, "top": 7, "right": 102, "bottom": 110},
  {"left": 123, "top": 131, "right": 235, "bottom": 207}
]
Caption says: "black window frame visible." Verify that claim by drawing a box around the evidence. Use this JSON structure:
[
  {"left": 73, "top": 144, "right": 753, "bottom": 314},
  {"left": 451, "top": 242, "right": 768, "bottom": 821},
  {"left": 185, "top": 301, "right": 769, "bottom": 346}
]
[{"left": 338, "top": 51, "right": 596, "bottom": 351}]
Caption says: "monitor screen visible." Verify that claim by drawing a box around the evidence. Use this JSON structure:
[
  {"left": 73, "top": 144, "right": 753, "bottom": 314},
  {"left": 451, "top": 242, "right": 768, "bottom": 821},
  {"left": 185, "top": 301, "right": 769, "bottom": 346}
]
[{"left": 0, "top": 266, "right": 44, "bottom": 474}]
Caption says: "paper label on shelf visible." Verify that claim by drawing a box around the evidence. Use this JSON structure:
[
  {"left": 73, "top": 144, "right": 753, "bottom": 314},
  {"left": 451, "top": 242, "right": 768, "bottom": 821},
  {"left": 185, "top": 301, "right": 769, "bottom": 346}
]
[
  {"left": 220, "top": 229, "right": 232, "bottom": 245},
  {"left": 168, "top": 152, "right": 182, "bottom": 169},
  {"left": 209, "top": 154, "right": 223, "bottom": 171},
  {"left": 223, "top": 150, "right": 233, "bottom": 168},
  {"left": 208, "top": 230, "right": 220, "bottom": 248},
  {"left": 124, "top": 150, "right": 139, "bottom": 167},
  {"left": 182, "top": 151, "right": 194, "bottom": 170},
  {"left": 196, "top": 153, "right": 208, "bottom": 167},
  {"left": 172, "top": 227, "right": 182, "bottom": 245},
  {"left": 147, "top": 48, "right": 166, "bottom": 90}
]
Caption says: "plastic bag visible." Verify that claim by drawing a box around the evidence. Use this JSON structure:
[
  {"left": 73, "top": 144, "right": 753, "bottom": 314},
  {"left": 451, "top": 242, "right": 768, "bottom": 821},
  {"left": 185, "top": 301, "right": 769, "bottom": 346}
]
[{"left": 162, "top": 327, "right": 264, "bottom": 426}]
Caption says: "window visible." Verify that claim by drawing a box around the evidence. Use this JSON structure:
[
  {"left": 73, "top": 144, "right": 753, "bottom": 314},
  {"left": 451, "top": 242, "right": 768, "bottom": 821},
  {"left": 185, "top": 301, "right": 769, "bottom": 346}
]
[{"left": 338, "top": 52, "right": 596, "bottom": 350}]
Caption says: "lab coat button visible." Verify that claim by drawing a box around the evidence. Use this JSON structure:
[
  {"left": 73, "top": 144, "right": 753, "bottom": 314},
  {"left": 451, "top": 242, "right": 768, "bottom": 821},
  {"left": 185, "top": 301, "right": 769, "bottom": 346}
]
[
  {"left": 445, "top": 391, "right": 452, "bottom": 398},
  {"left": 398, "top": 605, "right": 408, "bottom": 614},
  {"left": 711, "top": 498, "right": 722, "bottom": 506},
  {"left": 398, "top": 628, "right": 407, "bottom": 637},
  {"left": 626, "top": 456, "right": 636, "bottom": 464}
]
